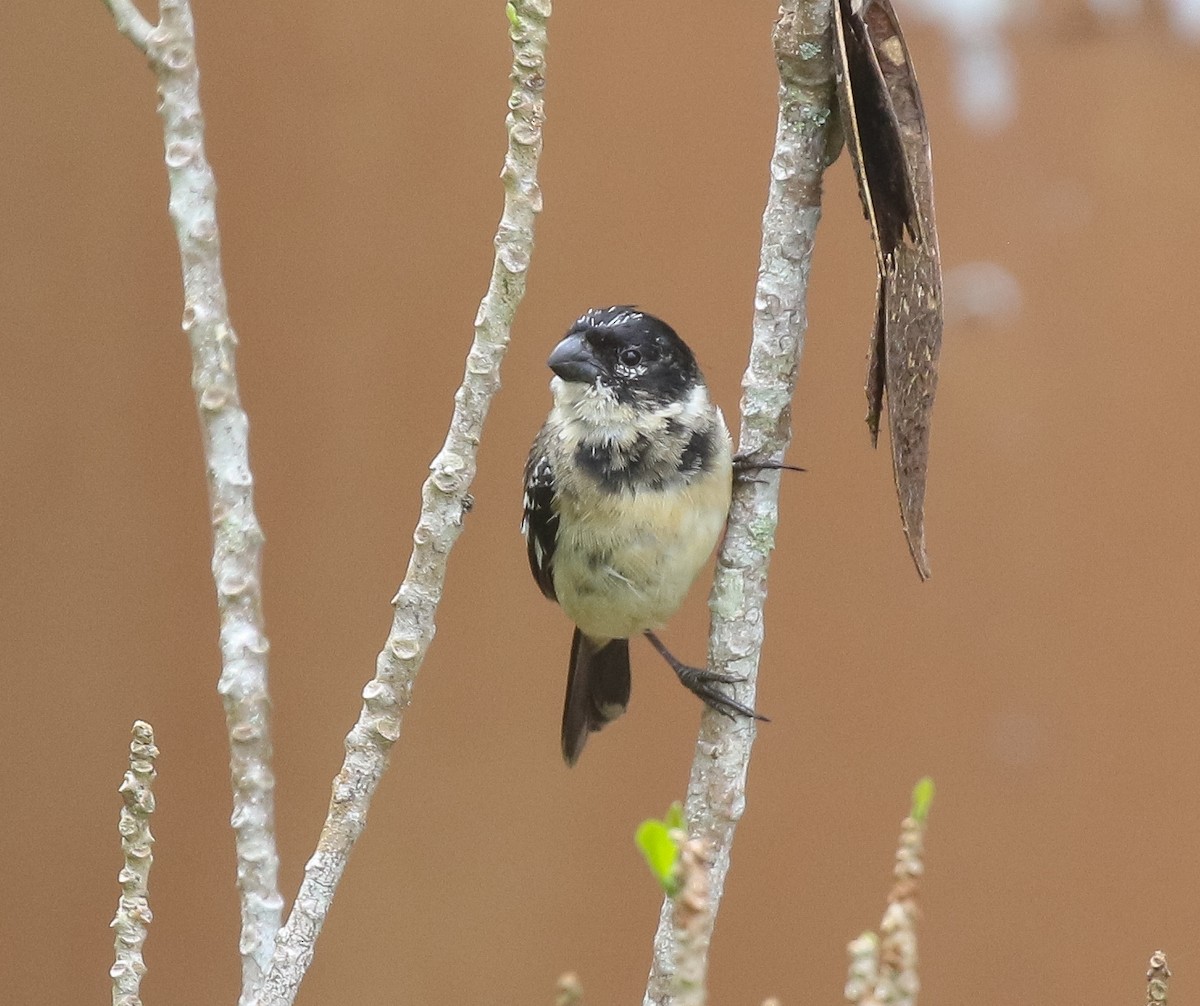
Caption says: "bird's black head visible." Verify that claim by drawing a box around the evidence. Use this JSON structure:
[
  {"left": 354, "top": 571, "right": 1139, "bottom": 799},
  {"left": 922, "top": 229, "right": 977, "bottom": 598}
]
[{"left": 547, "top": 307, "right": 702, "bottom": 406}]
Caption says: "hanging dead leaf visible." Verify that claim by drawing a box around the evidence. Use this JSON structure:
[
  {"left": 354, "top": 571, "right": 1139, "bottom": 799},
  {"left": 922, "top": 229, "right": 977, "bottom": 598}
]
[{"left": 833, "top": 0, "right": 943, "bottom": 580}]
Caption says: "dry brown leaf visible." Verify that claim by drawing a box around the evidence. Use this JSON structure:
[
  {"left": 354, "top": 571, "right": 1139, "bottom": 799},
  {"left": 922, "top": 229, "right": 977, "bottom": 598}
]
[{"left": 833, "top": 0, "right": 943, "bottom": 579}]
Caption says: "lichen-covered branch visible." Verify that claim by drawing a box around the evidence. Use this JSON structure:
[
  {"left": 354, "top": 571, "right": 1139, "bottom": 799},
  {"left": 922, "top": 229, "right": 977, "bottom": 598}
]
[
  {"left": 110, "top": 721, "right": 159, "bottom": 1006},
  {"left": 643, "top": 1, "right": 838, "bottom": 1001},
  {"left": 845, "top": 781, "right": 933, "bottom": 1006},
  {"left": 99, "top": 3, "right": 283, "bottom": 1000},
  {"left": 1146, "top": 951, "right": 1171, "bottom": 1006},
  {"left": 670, "top": 834, "right": 713, "bottom": 1006},
  {"left": 250, "top": 4, "right": 550, "bottom": 1004}
]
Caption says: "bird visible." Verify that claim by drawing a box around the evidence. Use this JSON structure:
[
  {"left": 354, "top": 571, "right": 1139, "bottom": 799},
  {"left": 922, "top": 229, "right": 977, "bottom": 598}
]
[{"left": 521, "top": 306, "right": 763, "bottom": 765}]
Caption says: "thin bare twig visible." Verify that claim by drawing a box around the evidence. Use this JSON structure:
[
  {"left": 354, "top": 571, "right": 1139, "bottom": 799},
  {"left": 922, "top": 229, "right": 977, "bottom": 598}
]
[
  {"left": 1146, "top": 951, "right": 1171, "bottom": 1006},
  {"left": 555, "top": 972, "right": 584, "bottom": 1006},
  {"left": 845, "top": 782, "right": 933, "bottom": 1006},
  {"left": 844, "top": 932, "right": 881, "bottom": 1006},
  {"left": 643, "top": 1, "right": 839, "bottom": 1001},
  {"left": 101, "top": 0, "right": 153, "bottom": 50},
  {"left": 251, "top": 3, "right": 551, "bottom": 1003},
  {"left": 99, "top": 2, "right": 284, "bottom": 1000},
  {"left": 110, "top": 721, "right": 159, "bottom": 1006}
]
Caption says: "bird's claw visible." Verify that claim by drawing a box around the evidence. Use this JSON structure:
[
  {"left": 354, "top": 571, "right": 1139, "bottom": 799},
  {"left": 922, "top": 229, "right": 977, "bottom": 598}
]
[
  {"left": 643, "top": 630, "right": 769, "bottom": 723},
  {"left": 675, "top": 665, "right": 770, "bottom": 723},
  {"left": 678, "top": 665, "right": 745, "bottom": 686},
  {"left": 732, "top": 452, "right": 806, "bottom": 478}
]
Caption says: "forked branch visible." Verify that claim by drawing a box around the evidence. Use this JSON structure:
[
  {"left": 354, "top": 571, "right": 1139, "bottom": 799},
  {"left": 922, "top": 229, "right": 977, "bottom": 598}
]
[
  {"left": 100, "top": 0, "right": 550, "bottom": 1003},
  {"left": 98, "top": 2, "right": 281, "bottom": 1001},
  {"left": 252, "top": 3, "right": 551, "bottom": 1003}
]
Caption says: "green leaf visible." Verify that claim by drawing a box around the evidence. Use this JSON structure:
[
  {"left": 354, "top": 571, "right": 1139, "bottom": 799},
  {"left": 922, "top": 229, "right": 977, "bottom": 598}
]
[
  {"left": 505, "top": 2, "right": 519, "bottom": 29},
  {"left": 636, "top": 819, "right": 681, "bottom": 897},
  {"left": 911, "top": 776, "right": 935, "bottom": 823}
]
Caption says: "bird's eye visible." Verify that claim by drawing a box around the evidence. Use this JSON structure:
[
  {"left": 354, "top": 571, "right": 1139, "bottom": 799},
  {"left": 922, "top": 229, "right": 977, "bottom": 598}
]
[{"left": 619, "top": 348, "right": 642, "bottom": 367}]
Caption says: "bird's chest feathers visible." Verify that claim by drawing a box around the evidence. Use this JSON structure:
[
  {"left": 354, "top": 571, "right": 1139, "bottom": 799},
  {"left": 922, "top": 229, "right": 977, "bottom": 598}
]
[
  {"left": 552, "top": 476, "right": 730, "bottom": 638},
  {"left": 557, "top": 477, "right": 730, "bottom": 574},
  {"left": 545, "top": 381, "right": 732, "bottom": 638},
  {"left": 549, "top": 379, "right": 724, "bottom": 493}
]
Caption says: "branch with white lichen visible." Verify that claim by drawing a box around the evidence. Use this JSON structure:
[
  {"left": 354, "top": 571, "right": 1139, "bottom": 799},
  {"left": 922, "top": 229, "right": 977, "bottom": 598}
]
[
  {"left": 251, "top": 3, "right": 550, "bottom": 1004},
  {"left": 643, "top": 2, "right": 839, "bottom": 1002},
  {"left": 110, "top": 721, "right": 159, "bottom": 1006},
  {"left": 845, "top": 780, "right": 934, "bottom": 1006},
  {"left": 99, "top": 3, "right": 283, "bottom": 1002}
]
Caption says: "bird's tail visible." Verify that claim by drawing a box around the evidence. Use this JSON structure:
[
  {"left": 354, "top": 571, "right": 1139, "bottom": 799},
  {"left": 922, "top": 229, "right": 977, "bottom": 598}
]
[{"left": 561, "top": 630, "right": 631, "bottom": 766}]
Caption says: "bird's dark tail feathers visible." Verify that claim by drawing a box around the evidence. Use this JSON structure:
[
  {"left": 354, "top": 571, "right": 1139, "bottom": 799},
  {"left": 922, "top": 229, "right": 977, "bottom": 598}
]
[{"left": 561, "top": 630, "right": 631, "bottom": 766}]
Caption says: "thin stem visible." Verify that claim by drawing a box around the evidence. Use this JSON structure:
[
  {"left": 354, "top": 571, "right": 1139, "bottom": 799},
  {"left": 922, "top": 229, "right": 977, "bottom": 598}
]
[
  {"left": 110, "top": 721, "right": 159, "bottom": 1006},
  {"left": 871, "top": 810, "right": 928, "bottom": 1006},
  {"left": 643, "top": 1, "right": 838, "bottom": 1001},
  {"left": 100, "top": 0, "right": 152, "bottom": 50},
  {"left": 845, "top": 784, "right": 934, "bottom": 1006},
  {"left": 1146, "top": 951, "right": 1171, "bottom": 1006},
  {"left": 99, "top": 2, "right": 283, "bottom": 999},
  {"left": 555, "top": 972, "right": 584, "bottom": 1006},
  {"left": 671, "top": 835, "right": 713, "bottom": 1006},
  {"left": 844, "top": 933, "right": 881, "bottom": 1006},
  {"left": 251, "top": 3, "right": 551, "bottom": 1003}
]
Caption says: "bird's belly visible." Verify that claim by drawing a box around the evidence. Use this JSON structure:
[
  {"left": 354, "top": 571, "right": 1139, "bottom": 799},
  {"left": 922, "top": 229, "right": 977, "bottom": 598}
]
[{"left": 552, "top": 482, "right": 730, "bottom": 641}]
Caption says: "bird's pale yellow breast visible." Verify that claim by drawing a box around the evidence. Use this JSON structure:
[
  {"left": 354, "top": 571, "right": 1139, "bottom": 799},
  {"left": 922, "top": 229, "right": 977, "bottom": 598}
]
[{"left": 551, "top": 416, "right": 732, "bottom": 641}]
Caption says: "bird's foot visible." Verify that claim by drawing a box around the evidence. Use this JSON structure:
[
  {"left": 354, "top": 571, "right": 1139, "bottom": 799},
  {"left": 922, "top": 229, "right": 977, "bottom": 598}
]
[
  {"left": 732, "top": 452, "right": 806, "bottom": 485},
  {"left": 675, "top": 664, "right": 768, "bottom": 721},
  {"left": 643, "top": 631, "right": 769, "bottom": 722}
]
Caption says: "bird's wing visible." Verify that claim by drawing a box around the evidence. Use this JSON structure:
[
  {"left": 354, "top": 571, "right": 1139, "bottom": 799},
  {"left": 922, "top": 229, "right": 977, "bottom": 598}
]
[{"left": 522, "top": 432, "right": 560, "bottom": 602}]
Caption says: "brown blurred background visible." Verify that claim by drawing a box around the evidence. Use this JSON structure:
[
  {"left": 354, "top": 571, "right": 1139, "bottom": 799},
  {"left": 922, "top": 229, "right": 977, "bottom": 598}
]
[{"left": 3, "top": 1, "right": 1199, "bottom": 1003}]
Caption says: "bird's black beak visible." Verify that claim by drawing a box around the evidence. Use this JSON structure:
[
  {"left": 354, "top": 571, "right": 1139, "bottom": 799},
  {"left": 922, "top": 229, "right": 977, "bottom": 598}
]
[{"left": 548, "top": 333, "right": 602, "bottom": 384}]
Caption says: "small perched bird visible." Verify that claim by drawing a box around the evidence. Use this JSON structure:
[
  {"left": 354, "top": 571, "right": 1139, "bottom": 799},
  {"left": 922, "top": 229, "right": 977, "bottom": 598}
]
[{"left": 522, "top": 307, "right": 761, "bottom": 765}]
